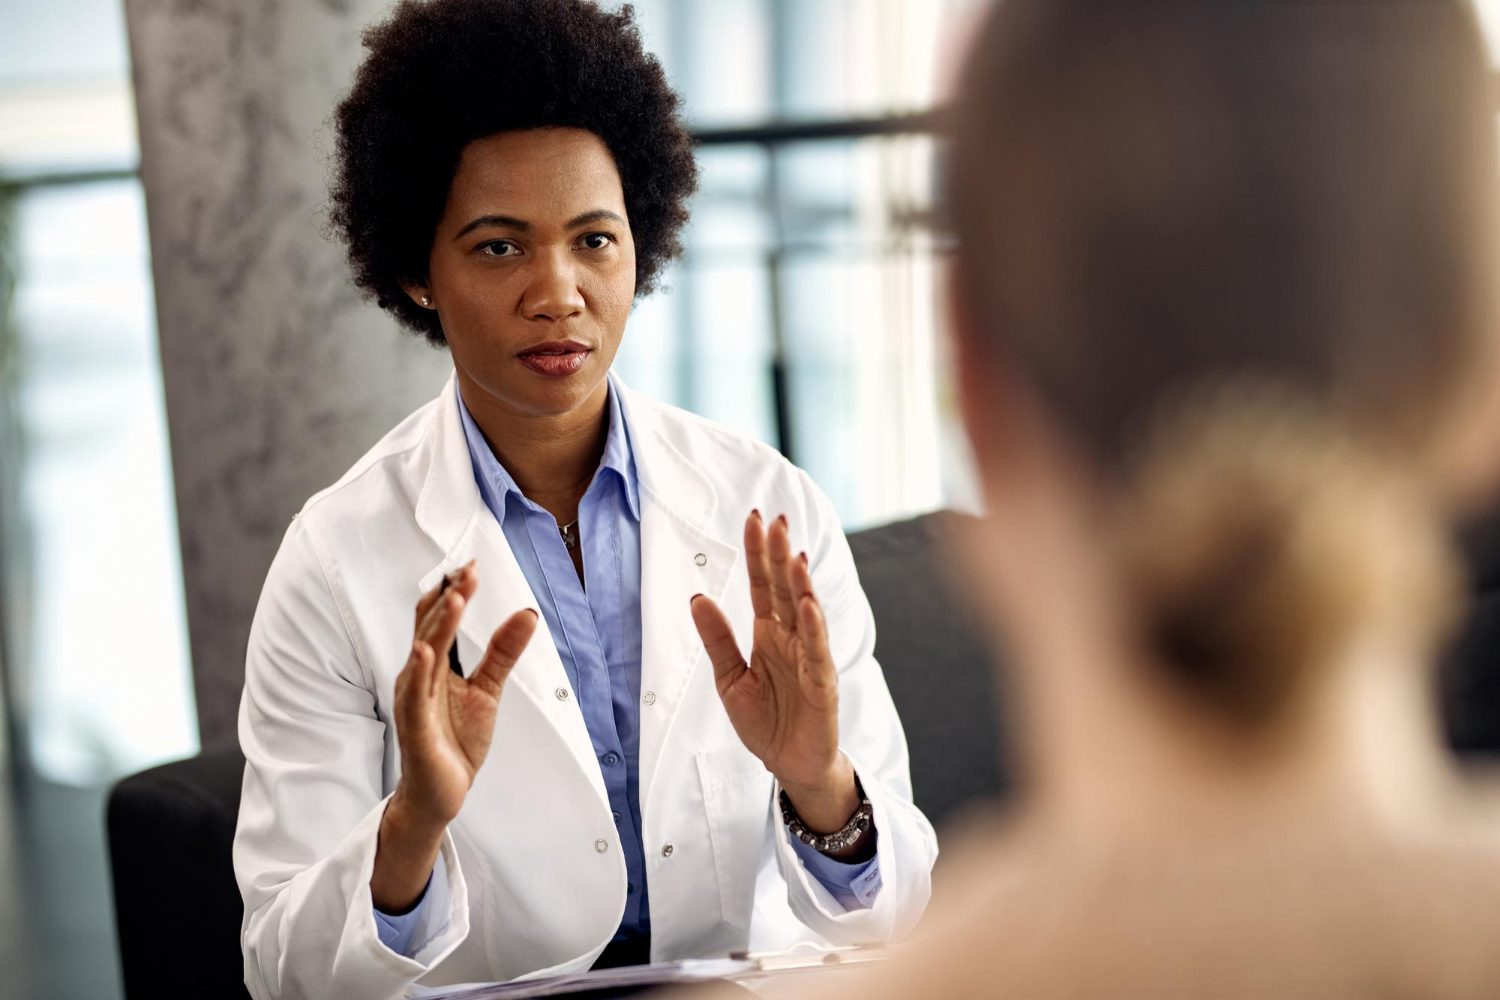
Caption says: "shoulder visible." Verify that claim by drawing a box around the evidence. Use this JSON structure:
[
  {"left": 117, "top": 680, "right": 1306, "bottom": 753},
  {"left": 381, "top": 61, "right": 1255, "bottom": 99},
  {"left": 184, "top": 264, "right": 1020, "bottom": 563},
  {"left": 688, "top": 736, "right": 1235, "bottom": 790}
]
[
  {"left": 256, "top": 387, "right": 445, "bottom": 633},
  {"left": 296, "top": 392, "right": 441, "bottom": 528},
  {"left": 265, "top": 390, "right": 447, "bottom": 597}
]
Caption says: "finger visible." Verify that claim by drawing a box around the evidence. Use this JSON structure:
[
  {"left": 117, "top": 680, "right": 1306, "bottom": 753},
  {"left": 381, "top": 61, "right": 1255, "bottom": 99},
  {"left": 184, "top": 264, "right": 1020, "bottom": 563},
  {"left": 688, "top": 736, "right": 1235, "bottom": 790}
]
[
  {"left": 415, "top": 581, "right": 444, "bottom": 634},
  {"left": 690, "top": 594, "right": 748, "bottom": 690},
  {"left": 451, "top": 560, "right": 480, "bottom": 601},
  {"left": 416, "top": 578, "right": 455, "bottom": 644},
  {"left": 767, "top": 514, "right": 797, "bottom": 626},
  {"left": 469, "top": 609, "right": 540, "bottom": 699},
  {"left": 742, "top": 510, "right": 774, "bottom": 620},
  {"left": 794, "top": 594, "right": 838, "bottom": 695},
  {"left": 414, "top": 640, "right": 441, "bottom": 713},
  {"left": 790, "top": 550, "right": 816, "bottom": 606},
  {"left": 396, "top": 640, "right": 436, "bottom": 737},
  {"left": 416, "top": 588, "right": 467, "bottom": 686},
  {"left": 394, "top": 645, "right": 412, "bottom": 707},
  {"left": 432, "top": 636, "right": 452, "bottom": 709},
  {"left": 414, "top": 559, "right": 477, "bottom": 632}
]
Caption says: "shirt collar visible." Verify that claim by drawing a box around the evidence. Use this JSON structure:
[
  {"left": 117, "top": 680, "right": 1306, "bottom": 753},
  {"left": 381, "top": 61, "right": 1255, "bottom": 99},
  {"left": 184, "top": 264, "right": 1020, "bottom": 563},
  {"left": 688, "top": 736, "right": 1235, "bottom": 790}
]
[{"left": 455, "top": 372, "right": 641, "bottom": 522}]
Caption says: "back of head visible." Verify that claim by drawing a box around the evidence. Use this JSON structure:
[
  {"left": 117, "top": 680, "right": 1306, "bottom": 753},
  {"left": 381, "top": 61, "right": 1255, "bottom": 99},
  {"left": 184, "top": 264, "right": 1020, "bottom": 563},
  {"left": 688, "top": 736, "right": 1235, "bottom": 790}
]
[{"left": 948, "top": 1, "right": 1500, "bottom": 728}]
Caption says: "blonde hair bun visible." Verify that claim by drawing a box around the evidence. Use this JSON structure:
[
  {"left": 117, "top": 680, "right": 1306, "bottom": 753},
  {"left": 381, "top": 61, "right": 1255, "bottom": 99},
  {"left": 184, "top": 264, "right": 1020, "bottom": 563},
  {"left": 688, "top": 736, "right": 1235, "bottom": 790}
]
[{"left": 1112, "top": 379, "right": 1462, "bottom": 729}]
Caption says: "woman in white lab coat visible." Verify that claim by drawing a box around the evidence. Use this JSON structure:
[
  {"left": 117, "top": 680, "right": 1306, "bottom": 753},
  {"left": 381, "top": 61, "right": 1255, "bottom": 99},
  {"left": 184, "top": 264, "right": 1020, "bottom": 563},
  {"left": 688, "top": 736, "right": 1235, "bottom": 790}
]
[{"left": 230, "top": 2, "right": 936, "bottom": 998}]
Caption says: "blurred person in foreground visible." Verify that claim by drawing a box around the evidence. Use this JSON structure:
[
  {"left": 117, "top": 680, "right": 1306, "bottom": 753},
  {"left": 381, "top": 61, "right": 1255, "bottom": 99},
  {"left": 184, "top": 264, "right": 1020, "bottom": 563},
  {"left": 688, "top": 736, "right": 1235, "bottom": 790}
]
[{"left": 748, "top": 0, "right": 1500, "bottom": 997}]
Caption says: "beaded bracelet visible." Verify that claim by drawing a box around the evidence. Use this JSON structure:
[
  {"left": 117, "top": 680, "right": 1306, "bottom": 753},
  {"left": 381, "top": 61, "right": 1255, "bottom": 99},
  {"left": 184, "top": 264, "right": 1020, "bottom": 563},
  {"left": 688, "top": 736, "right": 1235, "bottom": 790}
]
[{"left": 778, "top": 777, "right": 873, "bottom": 854}]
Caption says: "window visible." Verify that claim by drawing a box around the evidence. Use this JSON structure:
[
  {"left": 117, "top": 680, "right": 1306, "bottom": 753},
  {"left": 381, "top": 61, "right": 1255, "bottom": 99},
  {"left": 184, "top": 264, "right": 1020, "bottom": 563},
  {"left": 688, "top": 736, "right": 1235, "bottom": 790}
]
[
  {"left": 610, "top": 0, "right": 985, "bottom": 528},
  {"left": 0, "top": 0, "right": 198, "bottom": 782}
]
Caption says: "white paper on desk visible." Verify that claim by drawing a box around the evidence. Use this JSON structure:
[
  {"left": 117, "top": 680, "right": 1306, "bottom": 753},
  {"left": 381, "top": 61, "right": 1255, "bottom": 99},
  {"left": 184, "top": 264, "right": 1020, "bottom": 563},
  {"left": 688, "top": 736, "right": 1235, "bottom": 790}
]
[{"left": 408, "top": 958, "right": 755, "bottom": 1000}]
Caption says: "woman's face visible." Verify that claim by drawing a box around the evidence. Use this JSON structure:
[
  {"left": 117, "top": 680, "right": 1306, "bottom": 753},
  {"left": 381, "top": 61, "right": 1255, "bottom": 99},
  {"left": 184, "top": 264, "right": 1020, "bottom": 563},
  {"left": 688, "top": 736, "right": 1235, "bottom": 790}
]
[{"left": 417, "top": 127, "right": 637, "bottom": 419}]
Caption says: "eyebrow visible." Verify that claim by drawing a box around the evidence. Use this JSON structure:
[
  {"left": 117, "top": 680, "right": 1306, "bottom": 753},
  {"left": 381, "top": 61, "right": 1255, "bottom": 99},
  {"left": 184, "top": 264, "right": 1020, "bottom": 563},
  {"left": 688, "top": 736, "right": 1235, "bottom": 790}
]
[{"left": 453, "top": 209, "right": 627, "bottom": 241}]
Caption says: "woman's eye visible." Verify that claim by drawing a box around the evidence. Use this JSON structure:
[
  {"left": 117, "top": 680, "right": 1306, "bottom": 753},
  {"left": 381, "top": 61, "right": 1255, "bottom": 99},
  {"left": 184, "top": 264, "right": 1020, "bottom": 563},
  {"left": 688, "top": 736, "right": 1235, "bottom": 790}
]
[
  {"left": 479, "top": 240, "right": 519, "bottom": 257},
  {"left": 580, "top": 233, "right": 614, "bottom": 250}
]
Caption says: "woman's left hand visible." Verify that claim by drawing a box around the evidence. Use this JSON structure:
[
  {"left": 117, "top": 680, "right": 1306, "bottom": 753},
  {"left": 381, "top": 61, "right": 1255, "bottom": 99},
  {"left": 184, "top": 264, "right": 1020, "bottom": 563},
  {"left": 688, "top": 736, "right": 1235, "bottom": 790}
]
[{"left": 690, "top": 511, "right": 860, "bottom": 835}]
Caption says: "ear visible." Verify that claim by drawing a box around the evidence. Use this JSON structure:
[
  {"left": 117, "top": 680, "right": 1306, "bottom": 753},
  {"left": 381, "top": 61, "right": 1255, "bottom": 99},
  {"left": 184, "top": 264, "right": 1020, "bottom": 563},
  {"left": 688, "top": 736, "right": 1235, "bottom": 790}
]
[
  {"left": 947, "top": 264, "right": 1003, "bottom": 477},
  {"left": 400, "top": 280, "right": 437, "bottom": 310},
  {"left": 947, "top": 264, "right": 1055, "bottom": 513}
]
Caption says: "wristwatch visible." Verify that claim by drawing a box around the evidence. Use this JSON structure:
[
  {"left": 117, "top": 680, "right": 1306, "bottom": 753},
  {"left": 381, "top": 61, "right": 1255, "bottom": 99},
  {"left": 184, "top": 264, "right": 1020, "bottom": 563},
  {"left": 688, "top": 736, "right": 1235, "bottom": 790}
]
[{"left": 778, "top": 776, "right": 873, "bottom": 854}]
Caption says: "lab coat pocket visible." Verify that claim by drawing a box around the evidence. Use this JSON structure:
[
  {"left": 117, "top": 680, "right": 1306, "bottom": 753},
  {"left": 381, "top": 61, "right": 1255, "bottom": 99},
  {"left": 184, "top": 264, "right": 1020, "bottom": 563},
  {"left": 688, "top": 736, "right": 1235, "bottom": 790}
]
[{"left": 696, "top": 745, "right": 774, "bottom": 930}]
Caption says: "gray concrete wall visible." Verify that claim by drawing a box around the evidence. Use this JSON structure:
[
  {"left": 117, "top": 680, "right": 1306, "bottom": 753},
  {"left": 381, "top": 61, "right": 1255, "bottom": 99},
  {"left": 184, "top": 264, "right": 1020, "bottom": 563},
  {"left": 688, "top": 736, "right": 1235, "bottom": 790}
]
[{"left": 125, "top": 0, "right": 452, "bottom": 747}]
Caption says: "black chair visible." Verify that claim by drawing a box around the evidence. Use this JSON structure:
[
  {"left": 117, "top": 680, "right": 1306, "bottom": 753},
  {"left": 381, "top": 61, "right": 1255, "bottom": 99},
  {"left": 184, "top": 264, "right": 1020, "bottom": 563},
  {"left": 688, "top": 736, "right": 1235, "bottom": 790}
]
[
  {"left": 104, "top": 508, "right": 1500, "bottom": 998},
  {"left": 107, "top": 743, "right": 252, "bottom": 1000},
  {"left": 846, "top": 511, "right": 1011, "bottom": 826}
]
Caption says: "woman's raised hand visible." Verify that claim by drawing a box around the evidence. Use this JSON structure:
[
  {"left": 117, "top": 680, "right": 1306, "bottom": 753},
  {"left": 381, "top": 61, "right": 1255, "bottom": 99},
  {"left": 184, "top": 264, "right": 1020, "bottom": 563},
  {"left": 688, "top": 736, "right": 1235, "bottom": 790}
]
[
  {"left": 690, "top": 512, "right": 859, "bottom": 834},
  {"left": 374, "top": 562, "right": 538, "bottom": 913},
  {"left": 392, "top": 562, "right": 539, "bottom": 826}
]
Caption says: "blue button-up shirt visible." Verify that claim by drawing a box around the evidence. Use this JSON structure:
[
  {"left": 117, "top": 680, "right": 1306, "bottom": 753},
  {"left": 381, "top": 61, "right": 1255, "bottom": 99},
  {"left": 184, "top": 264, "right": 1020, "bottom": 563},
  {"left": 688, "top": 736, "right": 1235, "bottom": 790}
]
[{"left": 375, "top": 376, "right": 880, "bottom": 958}]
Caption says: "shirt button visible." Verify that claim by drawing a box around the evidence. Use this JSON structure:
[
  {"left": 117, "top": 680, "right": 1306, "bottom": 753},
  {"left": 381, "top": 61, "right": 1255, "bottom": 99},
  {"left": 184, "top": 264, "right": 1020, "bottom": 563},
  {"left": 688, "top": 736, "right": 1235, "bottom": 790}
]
[
  {"left": 642, "top": 690, "right": 657, "bottom": 706},
  {"left": 603, "top": 752, "right": 620, "bottom": 766},
  {"left": 555, "top": 687, "right": 570, "bottom": 701},
  {"left": 612, "top": 810, "right": 622, "bottom": 822},
  {"left": 661, "top": 843, "right": 674, "bottom": 858},
  {"left": 693, "top": 553, "right": 708, "bottom": 567},
  {"left": 595, "top": 839, "right": 609, "bottom": 854}
]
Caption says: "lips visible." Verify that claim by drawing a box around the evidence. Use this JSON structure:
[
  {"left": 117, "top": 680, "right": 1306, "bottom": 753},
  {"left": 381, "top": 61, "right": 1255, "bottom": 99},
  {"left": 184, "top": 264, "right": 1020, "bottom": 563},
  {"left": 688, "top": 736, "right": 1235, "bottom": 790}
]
[{"left": 517, "top": 340, "right": 591, "bottom": 378}]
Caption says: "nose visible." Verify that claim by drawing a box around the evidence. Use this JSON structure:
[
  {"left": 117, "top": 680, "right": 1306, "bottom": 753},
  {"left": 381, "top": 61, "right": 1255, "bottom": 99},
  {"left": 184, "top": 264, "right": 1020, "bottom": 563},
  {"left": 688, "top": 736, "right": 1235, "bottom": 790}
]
[{"left": 520, "top": 250, "right": 585, "bottom": 322}]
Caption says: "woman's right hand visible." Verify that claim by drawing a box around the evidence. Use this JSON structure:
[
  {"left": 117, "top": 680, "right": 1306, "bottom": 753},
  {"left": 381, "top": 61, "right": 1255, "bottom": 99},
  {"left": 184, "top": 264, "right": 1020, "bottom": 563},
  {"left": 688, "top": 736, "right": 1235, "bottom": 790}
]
[
  {"left": 393, "top": 560, "right": 539, "bottom": 824},
  {"left": 373, "top": 562, "right": 537, "bottom": 913}
]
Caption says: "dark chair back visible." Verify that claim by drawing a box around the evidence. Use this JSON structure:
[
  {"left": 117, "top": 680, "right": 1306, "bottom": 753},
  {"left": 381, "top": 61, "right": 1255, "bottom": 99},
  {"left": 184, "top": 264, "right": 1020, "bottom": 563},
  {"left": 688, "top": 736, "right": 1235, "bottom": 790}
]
[
  {"left": 107, "top": 743, "right": 250, "bottom": 1000},
  {"left": 846, "top": 511, "right": 1011, "bottom": 828},
  {"left": 1443, "top": 508, "right": 1500, "bottom": 756}
]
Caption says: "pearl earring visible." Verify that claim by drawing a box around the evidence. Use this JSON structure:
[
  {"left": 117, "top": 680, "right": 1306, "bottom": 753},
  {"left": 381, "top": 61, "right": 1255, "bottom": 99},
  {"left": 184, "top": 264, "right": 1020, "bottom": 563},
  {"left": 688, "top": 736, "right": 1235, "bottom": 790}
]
[{"left": 420, "top": 295, "right": 432, "bottom": 307}]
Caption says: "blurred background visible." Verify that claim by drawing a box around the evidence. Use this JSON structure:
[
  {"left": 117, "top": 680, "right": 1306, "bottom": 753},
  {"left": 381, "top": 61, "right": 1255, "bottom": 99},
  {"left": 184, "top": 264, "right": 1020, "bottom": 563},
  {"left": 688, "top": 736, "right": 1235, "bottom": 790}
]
[{"left": 4, "top": 1, "right": 1500, "bottom": 997}]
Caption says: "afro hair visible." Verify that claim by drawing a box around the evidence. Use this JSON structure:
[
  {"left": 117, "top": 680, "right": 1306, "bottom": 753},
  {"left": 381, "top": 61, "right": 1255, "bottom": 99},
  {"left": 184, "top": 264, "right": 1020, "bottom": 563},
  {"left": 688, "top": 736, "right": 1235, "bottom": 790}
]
[{"left": 329, "top": 0, "right": 699, "bottom": 345}]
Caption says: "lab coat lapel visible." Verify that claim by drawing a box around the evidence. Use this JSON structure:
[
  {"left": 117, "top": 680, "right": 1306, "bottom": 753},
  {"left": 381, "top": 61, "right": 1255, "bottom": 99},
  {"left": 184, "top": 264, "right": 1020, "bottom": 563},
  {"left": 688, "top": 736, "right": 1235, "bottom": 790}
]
[
  {"left": 412, "top": 372, "right": 608, "bottom": 804},
  {"left": 618, "top": 386, "right": 740, "bottom": 801}
]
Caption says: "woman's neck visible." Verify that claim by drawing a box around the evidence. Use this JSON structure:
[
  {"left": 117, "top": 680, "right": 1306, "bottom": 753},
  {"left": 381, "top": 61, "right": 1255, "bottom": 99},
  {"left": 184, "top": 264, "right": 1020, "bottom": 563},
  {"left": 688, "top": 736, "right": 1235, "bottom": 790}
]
[
  {"left": 456, "top": 370, "right": 611, "bottom": 523},
  {"left": 1013, "top": 615, "right": 1460, "bottom": 851}
]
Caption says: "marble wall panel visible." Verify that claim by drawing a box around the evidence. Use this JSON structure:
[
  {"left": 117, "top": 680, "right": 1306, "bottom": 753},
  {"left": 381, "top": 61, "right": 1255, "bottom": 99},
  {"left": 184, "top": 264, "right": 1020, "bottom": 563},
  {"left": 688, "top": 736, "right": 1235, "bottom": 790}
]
[{"left": 124, "top": 0, "right": 452, "bottom": 747}]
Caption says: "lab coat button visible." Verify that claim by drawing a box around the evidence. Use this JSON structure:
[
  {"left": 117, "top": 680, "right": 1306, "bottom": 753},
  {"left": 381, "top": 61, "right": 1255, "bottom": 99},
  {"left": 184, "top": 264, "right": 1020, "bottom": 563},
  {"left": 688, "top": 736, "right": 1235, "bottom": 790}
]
[
  {"left": 642, "top": 690, "right": 657, "bottom": 706},
  {"left": 595, "top": 839, "right": 609, "bottom": 854},
  {"left": 661, "top": 843, "right": 674, "bottom": 857},
  {"left": 555, "top": 687, "right": 570, "bottom": 701},
  {"left": 693, "top": 553, "right": 707, "bottom": 567}
]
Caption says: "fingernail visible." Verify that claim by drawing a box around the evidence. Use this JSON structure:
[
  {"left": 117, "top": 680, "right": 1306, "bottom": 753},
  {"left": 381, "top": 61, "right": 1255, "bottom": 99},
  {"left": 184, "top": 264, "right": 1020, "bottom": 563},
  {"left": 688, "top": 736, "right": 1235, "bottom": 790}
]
[
  {"left": 690, "top": 593, "right": 704, "bottom": 604},
  {"left": 777, "top": 514, "right": 788, "bottom": 528},
  {"left": 799, "top": 552, "right": 808, "bottom": 567},
  {"left": 751, "top": 508, "right": 761, "bottom": 521},
  {"left": 526, "top": 608, "right": 539, "bottom": 620}
]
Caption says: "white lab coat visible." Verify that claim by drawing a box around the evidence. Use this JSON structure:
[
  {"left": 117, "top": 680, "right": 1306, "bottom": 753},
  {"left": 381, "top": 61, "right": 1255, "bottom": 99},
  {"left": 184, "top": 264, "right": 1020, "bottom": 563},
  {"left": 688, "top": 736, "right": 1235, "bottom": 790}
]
[{"left": 233, "top": 373, "right": 937, "bottom": 1000}]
